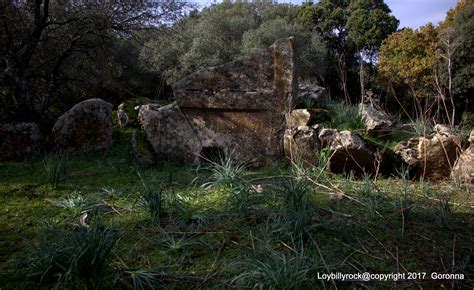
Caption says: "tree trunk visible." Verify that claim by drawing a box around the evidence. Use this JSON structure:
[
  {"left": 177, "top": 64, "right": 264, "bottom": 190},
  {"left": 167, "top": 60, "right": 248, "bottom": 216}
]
[
  {"left": 359, "top": 55, "right": 365, "bottom": 104},
  {"left": 336, "top": 52, "right": 350, "bottom": 104}
]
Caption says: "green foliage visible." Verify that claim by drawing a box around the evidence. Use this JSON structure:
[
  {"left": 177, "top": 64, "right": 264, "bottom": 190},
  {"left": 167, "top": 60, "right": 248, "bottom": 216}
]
[
  {"left": 137, "top": 172, "right": 164, "bottom": 226},
  {"left": 450, "top": 4, "right": 474, "bottom": 112},
  {"left": 201, "top": 153, "right": 256, "bottom": 216},
  {"left": 231, "top": 241, "right": 320, "bottom": 289},
  {"left": 126, "top": 269, "right": 160, "bottom": 290},
  {"left": 327, "top": 102, "right": 365, "bottom": 131},
  {"left": 141, "top": 2, "right": 327, "bottom": 83},
  {"left": 347, "top": 0, "right": 399, "bottom": 53},
  {"left": 29, "top": 221, "right": 120, "bottom": 288},
  {"left": 241, "top": 18, "right": 327, "bottom": 81},
  {"left": 379, "top": 26, "right": 437, "bottom": 96},
  {"left": 0, "top": 1, "right": 187, "bottom": 122},
  {"left": 49, "top": 193, "right": 106, "bottom": 216},
  {"left": 43, "top": 153, "right": 68, "bottom": 189},
  {"left": 460, "top": 112, "right": 474, "bottom": 129}
]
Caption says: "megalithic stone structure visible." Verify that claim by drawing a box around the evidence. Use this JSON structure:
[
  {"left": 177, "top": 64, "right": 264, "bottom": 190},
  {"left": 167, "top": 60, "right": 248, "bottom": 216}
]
[{"left": 139, "top": 37, "right": 297, "bottom": 167}]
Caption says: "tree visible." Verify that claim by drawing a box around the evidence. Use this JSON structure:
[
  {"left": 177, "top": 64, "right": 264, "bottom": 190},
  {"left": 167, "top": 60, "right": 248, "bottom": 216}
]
[
  {"left": 241, "top": 18, "right": 327, "bottom": 82},
  {"left": 347, "top": 0, "right": 398, "bottom": 103},
  {"left": 141, "top": 1, "right": 261, "bottom": 84},
  {"left": 141, "top": 2, "right": 328, "bottom": 84},
  {"left": 0, "top": 0, "right": 188, "bottom": 123},
  {"left": 447, "top": 3, "right": 474, "bottom": 116},
  {"left": 299, "top": 0, "right": 355, "bottom": 102},
  {"left": 378, "top": 26, "right": 438, "bottom": 120}
]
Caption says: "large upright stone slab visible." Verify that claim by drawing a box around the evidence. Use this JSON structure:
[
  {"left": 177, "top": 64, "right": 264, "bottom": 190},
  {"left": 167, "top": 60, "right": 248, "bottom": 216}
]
[
  {"left": 138, "top": 102, "right": 201, "bottom": 164},
  {"left": 151, "top": 37, "right": 297, "bottom": 167}
]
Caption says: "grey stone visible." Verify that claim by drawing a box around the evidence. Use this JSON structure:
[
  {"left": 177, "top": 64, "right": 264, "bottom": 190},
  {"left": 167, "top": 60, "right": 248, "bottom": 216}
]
[
  {"left": 142, "top": 37, "right": 297, "bottom": 167},
  {"left": 451, "top": 130, "right": 474, "bottom": 184},
  {"left": 50, "top": 98, "right": 113, "bottom": 154},
  {"left": 359, "top": 103, "right": 394, "bottom": 135},
  {"left": 394, "top": 124, "right": 460, "bottom": 180},
  {"left": 326, "top": 130, "right": 402, "bottom": 177},
  {"left": 296, "top": 83, "right": 328, "bottom": 108},
  {"left": 284, "top": 125, "right": 320, "bottom": 167},
  {"left": 138, "top": 102, "right": 201, "bottom": 164},
  {"left": 0, "top": 123, "right": 42, "bottom": 161}
]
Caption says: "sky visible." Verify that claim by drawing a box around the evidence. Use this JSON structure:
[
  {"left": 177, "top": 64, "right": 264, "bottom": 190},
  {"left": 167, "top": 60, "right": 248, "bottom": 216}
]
[{"left": 192, "top": 0, "right": 459, "bottom": 29}]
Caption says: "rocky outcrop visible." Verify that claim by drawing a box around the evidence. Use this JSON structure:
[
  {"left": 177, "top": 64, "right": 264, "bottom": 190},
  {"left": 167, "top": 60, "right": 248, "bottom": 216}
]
[
  {"left": 50, "top": 99, "right": 113, "bottom": 154},
  {"left": 286, "top": 109, "right": 311, "bottom": 129},
  {"left": 117, "top": 97, "right": 153, "bottom": 128},
  {"left": 318, "top": 128, "right": 338, "bottom": 148},
  {"left": 296, "top": 83, "right": 328, "bottom": 108},
  {"left": 140, "top": 38, "right": 296, "bottom": 167},
  {"left": 360, "top": 104, "right": 394, "bottom": 135},
  {"left": 394, "top": 124, "right": 461, "bottom": 180},
  {"left": 451, "top": 130, "right": 474, "bottom": 184},
  {"left": 284, "top": 125, "right": 320, "bottom": 167},
  {"left": 138, "top": 102, "right": 201, "bottom": 164},
  {"left": 0, "top": 123, "right": 42, "bottom": 161},
  {"left": 323, "top": 130, "right": 402, "bottom": 177}
]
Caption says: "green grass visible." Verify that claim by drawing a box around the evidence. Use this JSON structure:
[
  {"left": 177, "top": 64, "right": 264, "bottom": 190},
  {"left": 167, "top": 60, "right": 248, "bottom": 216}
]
[{"left": 0, "top": 132, "right": 473, "bottom": 289}]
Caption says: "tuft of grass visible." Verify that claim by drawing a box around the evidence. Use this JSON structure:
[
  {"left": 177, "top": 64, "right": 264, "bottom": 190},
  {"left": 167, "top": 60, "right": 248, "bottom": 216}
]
[
  {"left": 29, "top": 220, "right": 121, "bottom": 288},
  {"left": 411, "top": 120, "right": 433, "bottom": 137},
  {"left": 327, "top": 102, "right": 364, "bottom": 131},
  {"left": 358, "top": 173, "right": 380, "bottom": 220},
  {"left": 432, "top": 190, "right": 452, "bottom": 227},
  {"left": 43, "top": 153, "right": 68, "bottom": 189},
  {"left": 202, "top": 152, "right": 247, "bottom": 190},
  {"left": 201, "top": 153, "right": 257, "bottom": 216},
  {"left": 49, "top": 192, "right": 105, "bottom": 215},
  {"left": 137, "top": 172, "right": 164, "bottom": 226},
  {"left": 273, "top": 177, "right": 317, "bottom": 238},
  {"left": 126, "top": 268, "right": 160, "bottom": 290},
  {"left": 230, "top": 239, "right": 321, "bottom": 290}
]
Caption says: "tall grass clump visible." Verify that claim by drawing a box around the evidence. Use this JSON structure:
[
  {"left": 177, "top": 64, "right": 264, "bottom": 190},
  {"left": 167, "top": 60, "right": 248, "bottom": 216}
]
[
  {"left": 126, "top": 268, "right": 160, "bottom": 290},
  {"left": 411, "top": 120, "right": 433, "bottom": 137},
  {"left": 202, "top": 153, "right": 256, "bottom": 215},
  {"left": 274, "top": 177, "right": 316, "bottom": 238},
  {"left": 230, "top": 241, "right": 321, "bottom": 290},
  {"left": 43, "top": 153, "right": 68, "bottom": 188},
  {"left": 327, "top": 102, "right": 364, "bottom": 131},
  {"left": 29, "top": 221, "right": 121, "bottom": 288},
  {"left": 432, "top": 190, "right": 452, "bottom": 227},
  {"left": 358, "top": 173, "right": 380, "bottom": 220},
  {"left": 137, "top": 172, "right": 164, "bottom": 226},
  {"left": 202, "top": 152, "right": 247, "bottom": 190},
  {"left": 49, "top": 192, "right": 106, "bottom": 216}
]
